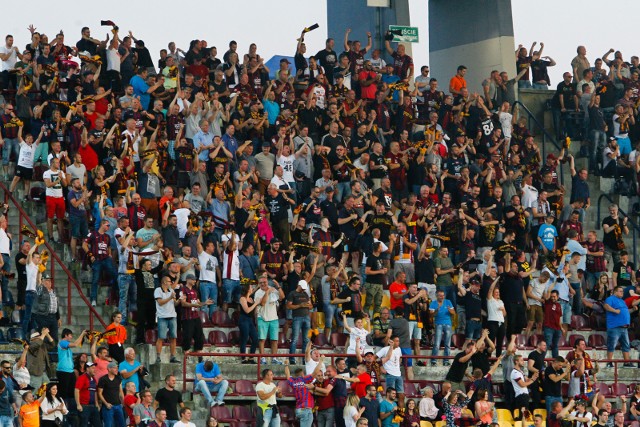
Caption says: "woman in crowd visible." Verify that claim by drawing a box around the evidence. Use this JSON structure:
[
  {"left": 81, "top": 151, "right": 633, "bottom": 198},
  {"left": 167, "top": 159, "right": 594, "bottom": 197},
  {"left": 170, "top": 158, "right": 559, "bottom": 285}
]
[{"left": 238, "top": 282, "right": 260, "bottom": 364}]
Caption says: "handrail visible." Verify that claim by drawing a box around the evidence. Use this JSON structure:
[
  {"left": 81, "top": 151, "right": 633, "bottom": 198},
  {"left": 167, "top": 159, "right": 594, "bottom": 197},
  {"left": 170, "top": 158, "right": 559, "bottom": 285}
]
[
  {"left": 512, "top": 100, "right": 565, "bottom": 185},
  {"left": 596, "top": 193, "right": 638, "bottom": 264},
  {"left": 0, "top": 182, "right": 107, "bottom": 330}
]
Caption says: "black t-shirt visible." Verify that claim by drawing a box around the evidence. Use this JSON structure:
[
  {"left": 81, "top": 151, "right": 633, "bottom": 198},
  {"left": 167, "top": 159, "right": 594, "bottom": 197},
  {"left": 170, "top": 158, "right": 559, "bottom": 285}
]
[
  {"left": 15, "top": 252, "right": 27, "bottom": 283},
  {"left": 372, "top": 188, "right": 393, "bottom": 211},
  {"left": 543, "top": 365, "right": 563, "bottom": 396},
  {"left": 365, "top": 255, "right": 385, "bottom": 285},
  {"left": 500, "top": 272, "right": 524, "bottom": 304},
  {"left": 602, "top": 216, "right": 624, "bottom": 251},
  {"left": 613, "top": 261, "right": 635, "bottom": 288},
  {"left": 154, "top": 387, "right": 183, "bottom": 421},
  {"left": 368, "top": 214, "right": 393, "bottom": 243},
  {"left": 97, "top": 374, "right": 122, "bottom": 406},
  {"left": 527, "top": 349, "right": 546, "bottom": 379},
  {"left": 265, "top": 193, "right": 289, "bottom": 222},
  {"left": 338, "top": 287, "right": 363, "bottom": 315},
  {"left": 415, "top": 256, "right": 435, "bottom": 284},
  {"left": 338, "top": 207, "right": 357, "bottom": 239},
  {"left": 315, "top": 49, "right": 338, "bottom": 80},
  {"left": 470, "top": 349, "right": 490, "bottom": 375},
  {"left": 287, "top": 289, "right": 310, "bottom": 317},
  {"left": 369, "top": 153, "right": 386, "bottom": 179},
  {"left": 319, "top": 199, "right": 339, "bottom": 230},
  {"left": 445, "top": 351, "right": 470, "bottom": 382},
  {"left": 463, "top": 291, "right": 482, "bottom": 319},
  {"left": 388, "top": 317, "right": 411, "bottom": 348}
]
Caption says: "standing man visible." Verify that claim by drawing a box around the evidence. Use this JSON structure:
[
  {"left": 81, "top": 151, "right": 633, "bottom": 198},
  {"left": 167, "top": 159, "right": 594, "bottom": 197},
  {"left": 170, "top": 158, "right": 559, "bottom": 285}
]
[
  {"left": 604, "top": 286, "right": 633, "bottom": 367},
  {"left": 363, "top": 242, "right": 386, "bottom": 318},
  {"left": 75, "top": 362, "right": 102, "bottom": 427},
  {"left": 42, "top": 157, "right": 67, "bottom": 243},
  {"left": 429, "top": 290, "right": 456, "bottom": 366},
  {"left": 0, "top": 215, "right": 11, "bottom": 313},
  {"left": 284, "top": 358, "right": 323, "bottom": 427},
  {"left": 196, "top": 231, "right": 220, "bottom": 316},
  {"left": 180, "top": 274, "right": 209, "bottom": 356},
  {"left": 97, "top": 361, "right": 125, "bottom": 427},
  {"left": 254, "top": 274, "right": 285, "bottom": 365},
  {"left": 377, "top": 336, "right": 404, "bottom": 409},
  {"left": 154, "top": 275, "right": 181, "bottom": 364},
  {"left": 21, "top": 242, "right": 39, "bottom": 337},
  {"left": 511, "top": 355, "right": 538, "bottom": 420},
  {"left": 286, "top": 280, "right": 312, "bottom": 365},
  {"left": 154, "top": 375, "right": 184, "bottom": 427},
  {"left": 445, "top": 341, "right": 476, "bottom": 392},
  {"left": 256, "top": 369, "right": 282, "bottom": 427},
  {"left": 83, "top": 220, "right": 117, "bottom": 307},
  {"left": 543, "top": 283, "right": 563, "bottom": 358},
  {"left": 602, "top": 204, "right": 628, "bottom": 266},
  {"left": 31, "top": 273, "right": 60, "bottom": 343}
]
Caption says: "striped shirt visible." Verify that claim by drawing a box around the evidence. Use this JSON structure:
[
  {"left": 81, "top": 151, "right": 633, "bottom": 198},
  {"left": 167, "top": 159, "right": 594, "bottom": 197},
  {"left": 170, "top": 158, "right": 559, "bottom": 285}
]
[{"left": 287, "top": 375, "right": 314, "bottom": 409}]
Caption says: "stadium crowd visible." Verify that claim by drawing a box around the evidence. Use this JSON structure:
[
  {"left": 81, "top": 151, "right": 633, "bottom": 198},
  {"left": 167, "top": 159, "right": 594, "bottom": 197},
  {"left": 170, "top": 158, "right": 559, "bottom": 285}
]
[{"left": 0, "top": 18, "right": 637, "bottom": 427}]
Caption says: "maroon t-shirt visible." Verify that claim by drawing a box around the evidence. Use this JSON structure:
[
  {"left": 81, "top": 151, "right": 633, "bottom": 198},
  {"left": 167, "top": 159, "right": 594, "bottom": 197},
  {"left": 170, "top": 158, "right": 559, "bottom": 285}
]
[{"left": 543, "top": 300, "right": 562, "bottom": 330}]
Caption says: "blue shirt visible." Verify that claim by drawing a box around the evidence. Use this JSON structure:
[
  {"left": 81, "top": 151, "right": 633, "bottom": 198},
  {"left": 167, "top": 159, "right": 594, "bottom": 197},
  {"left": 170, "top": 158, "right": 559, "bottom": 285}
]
[
  {"left": 119, "top": 360, "right": 141, "bottom": 391},
  {"left": 429, "top": 299, "right": 453, "bottom": 325},
  {"left": 537, "top": 224, "right": 557, "bottom": 251},
  {"left": 130, "top": 75, "right": 151, "bottom": 110},
  {"left": 222, "top": 133, "right": 238, "bottom": 157},
  {"left": 195, "top": 362, "right": 221, "bottom": 390},
  {"left": 380, "top": 399, "right": 399, "bottom": 427},
  {"left": 193, "top": 129, "right": 214, "bottom": 161},
  {"left": 263, "top": 99, "right": 280, "bottom": 125},
  {"left": 57, "top": 340, "right": 74, "bottom": 373},
  {"left": 605, "top": 295, "right": 630, "bottom": 329}
]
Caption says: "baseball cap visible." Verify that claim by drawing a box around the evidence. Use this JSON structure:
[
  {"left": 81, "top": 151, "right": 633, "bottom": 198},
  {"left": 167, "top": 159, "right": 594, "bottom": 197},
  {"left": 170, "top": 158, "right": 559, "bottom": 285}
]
[
  {"left": 326, "top": 186, "right": 335, "bottom": 193},
  {"left": 30, "top": 332, "right": 40, "bottom": 340},
  {"left": 280, "top": 58, "right": 291, "bottom": 64},
  {"left": 42, "top": 273, "right": 52, "bottom": 280},
  {"left": 298, "top": 280, "right": 309, "bottom": 291},
  {"left": 262, "top": 141, "right": 271, "bottom": 148},
  {"left": 364, "top": 349, "right": 375, "bottom": 355},
  {"left": 270, "top": 237, "right": 281, "bottom": 244},
  {"left": 185, "top": 274, "right": 197, "bottom": 281},
  {"left": 107, "top": 361, "right": 118, "bottom": 369},
  {"left": 86, "top": 362, "right": 95, "bottom": 367}
]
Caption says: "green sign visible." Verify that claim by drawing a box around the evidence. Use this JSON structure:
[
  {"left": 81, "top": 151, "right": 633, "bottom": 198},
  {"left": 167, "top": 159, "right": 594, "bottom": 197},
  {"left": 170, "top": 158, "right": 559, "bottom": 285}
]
[{"left": 389, "top": 25, "right": 419, "bottom": 43}]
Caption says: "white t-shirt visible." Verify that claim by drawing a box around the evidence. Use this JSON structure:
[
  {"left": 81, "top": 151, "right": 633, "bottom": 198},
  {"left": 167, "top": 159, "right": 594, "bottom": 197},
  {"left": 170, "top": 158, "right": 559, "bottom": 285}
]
[
  {"left": 510, "top": 368, "right": 529, "bottom": 396},
  {"left": 569, "top": 411, "right": 592, "bottom": 427},
  {"left": 305, "top": 358, "right": 326, "bottom": 376},
  {"left": 254, "top": 287, "right": 280, "bottom": 321},
  {"left": 376, "top": 346, "right": 402, "bottom": 377},
  {"left": 17, "top": 142, "right": 37, "bottom": 169},
  {"left": 527, "top": 280, "right": 547, "bottom": 307},
  {"left": 106, "top": 48, "right": 121, "bottom": 73},
  {"left": 222, "top": 249, "right": 240, "bottom": 280},
  {"left": 66, "top": 163, "right": 87, "bottom": 187},
  {"left": 0, "top": 45, "right": 18, "bottom": 72},
  {"left": 498, "top": 111, "right": 513, "bottom": 138},
  {"left": 277, "top": 154, "right": 295, "bottom": 183},
  {"left": 174, "top": 208, "right": 190, "bottom": 238},
  {"left": 42, "top": 169, "right": 65, "bottom": 197},
  {"left": 173, "top": 422, "right": 195, "bottom": 427},
  {"left": 345, "top": 406, "right": 358, "bottom": 427},
  {"left": 26, "top": 262, "right": 39, "bottom": 292},
  {"left": 486, "top": 298, "right": 505, "bottom": 323},
  {"left": 198, "top": 252, "right": 218, "bottom": 283},
  {"left": 256, "top": 381, "right": 277, "bottom": 405},
  {"left": 0, "top": 229, "right": 10, "bottom": 254},
  {"left": 154, "top": 287, "right": 177, "bottom": 318},
  {"left": 346, "top": 327, "right": 369, "bottom": 354}
]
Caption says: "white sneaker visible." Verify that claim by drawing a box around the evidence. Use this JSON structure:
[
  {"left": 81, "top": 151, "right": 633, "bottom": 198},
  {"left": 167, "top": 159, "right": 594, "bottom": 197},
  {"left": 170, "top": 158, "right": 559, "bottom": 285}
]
[
  {"left": 260, "top": 357, "right": 267, "bottom": 364},
  {"left": 91, "top": 300, "right": 97, "bottom": 307}
]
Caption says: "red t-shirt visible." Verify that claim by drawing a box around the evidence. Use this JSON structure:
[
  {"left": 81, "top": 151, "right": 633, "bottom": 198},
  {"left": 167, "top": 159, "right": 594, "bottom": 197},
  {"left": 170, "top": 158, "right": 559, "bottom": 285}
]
[
  {"left": 124, "top": 394, "right": 138, "bottom": 424},
  {"left": 543, "top": 300, "right": 562, "bottom": 330},
  {"left": 78, "top": 144, "right": 99, "bottom": 172},
  {"left": 358, "top": 70, "right": 378, "bottom": 99},
  {"left": 353, "top": 373, "right": 372, "bottom": 398},
  {"left": 388, "top": 282, "right": 407, "bottom": 310}
]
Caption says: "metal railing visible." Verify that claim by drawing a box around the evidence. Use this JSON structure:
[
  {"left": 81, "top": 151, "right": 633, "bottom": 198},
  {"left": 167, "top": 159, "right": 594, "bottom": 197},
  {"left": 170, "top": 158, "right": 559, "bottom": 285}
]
[
  {"left": 512, "top": 100, "right": 565, "bottom": 185},
  {"left": 596, "top": 193, "right": 639, "bottom": 264},
  {"left": 0, "top": 182, "right": 107, "bottom": 330}
]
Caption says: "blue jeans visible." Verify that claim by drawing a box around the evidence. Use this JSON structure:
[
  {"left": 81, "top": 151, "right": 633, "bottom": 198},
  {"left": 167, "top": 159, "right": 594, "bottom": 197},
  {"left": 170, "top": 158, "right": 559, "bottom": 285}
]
[
  {"left": 518, "top": 80, "right": 532, "bottom": 89},
  {"left": 2, "top": 138, "right": 18, "bottom": 166},
  {"left": 80, "top": 405, "right": 101, "bottom": 427},
  {"left": 239, "top": 315, "right": 258, "bottom": 355},
  {"left": 118, "top": 274, "right": 136, "bottom": 322},
  {"left": 222, "top": 279, "right": 241, "bottom": 304},
  {"left": 0, "top": 415, "right": 11, "bottom": 427},
  {"left": 584, "top": 271, "right": 604, "bottom": 293},
  {"left": 466, "top": 319, "right": 482, "bottom": 340},
  {"left": 544, "top": 327, "right": 561, "bottom": 358},
  {"left": 335, "top": 181, "right": 351, "bottom": 203},
  {"left": 532, "top": 83, "right": 549, "bottom": 90},
  {"left": 570, "top": 282, "right": 583, "bottom": 315},
  {"left": 432, "top": 323, "right": 452, "bottom": 358},
  {"left": 296, "top": 408, "right": 314, "bottom": 427},
  {"left": 195, "top": 379, "right": 229, "bottom": 405},
  {"left": 199, "top": 281, "right": 217, "bottom": 316},
  {"left": 101, "top": 404, "right": 126, "bottom": 427},
  {"left": 590, "top": 129, "right": 607, "bottom": 171},
  {"left": 290, "top": 316, "right": 311, "bottom": 361},
  {"left": 91, "top": 258, "right": 117, "bottom": 302},
  {"left": 607, "top": 327, "right": 630, "bottom": 353},
  {"left": 437, "top": 285, "right": 457, "bottom": 308},
  {"left": 22, "top": 291, "right": 36, "bottom": 337},
  {"left": 262, "top": 408, "right": 280, "bottom": 427}
]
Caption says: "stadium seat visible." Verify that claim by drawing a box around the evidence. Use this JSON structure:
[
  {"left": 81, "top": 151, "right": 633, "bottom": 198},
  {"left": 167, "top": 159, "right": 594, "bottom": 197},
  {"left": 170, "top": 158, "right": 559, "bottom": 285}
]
[
  {"left": 235, "top": 380, "right": 255, "bottom": 396},
  {"left": 588, "top": 333, "right": 606, "bottom": 349},
  {"left": 207, "top": 330, "right": 230, "bottom": 347},
  {"left": 568, "top": 334, "right": 585, "bottom": 348},
  {"left": 210, "top": 405, "right": 233, "bottom": 422},
  {"left": 533, "top": 408, "right": 547, "bottom": 419},
  {"left": 557, "top": 335, "right": 569, "bottom": 348},
  {"left": 434, "top": 421, "right": 445, "bottom": 427},
  {"left": 279, "top": 406, "right": 295, "bottom": 422},
  {"left": 515, "top": 334, "right": 528, "bottom": 348},
  {"left": 422, "top": 381, "right": 441, "bottom": 393},
  {"left": 229, "top": 422, "right": 251, "bottom": 427},
  {"left": 589, "top": 314, "right": 606, "bottom": 330},
  {"left": 313, "top": 333, "right": 332, "bottom": 349},
  {"left": 611, "top": 383, "right": 629, "bottom": 396},
  {"left": 199, "top": 311, "right": 213, "bottom": 327},
  {"left": 570, "top": 314, "right": 589, "bottom": 330},
  {"left": 561, "top": 383, "right": 568, "bottom": 397},
  {"left": 492, "top": 383, "right": 504, "bottom": 398},
  {"left": 498, "top": 422, "right": 513, "bottom": 427},
  {"left": 211, "top": 310, "right": 234, "bottom": 327},
  {"left": 596, "top": 382, "right": 612, "bottom": 397},
  {"left": 420, "top": 422, "right": 433, "bottom": 427},
  {"left": 527, "top": 334, "right": 543, "bottom": 348},
  {"left": 144, "top": 329, "right": 157, "bottom": 344},
  {"left": 7, "top": 328, "right": 24, "bottom": 342},
  {"left": 451, "top": 333, "right": 465, "bottom": 349},
  {"left": 403, "top": 382, "right": 420, "bottom": 397},
  {"left": 232, "top": 405, "right": 254, "bottom": 422},
  {"left": 496, "top": 409, "right": 514, "bottom": 423},
  {"left": 228, "top": 330, "right": 240, "bottom": 345},
  {"left": 277, "top": 380, "right": 294, "bottom": 397},
  {"left": 330, "top": 332, "right": 347, "bottom": 348}
]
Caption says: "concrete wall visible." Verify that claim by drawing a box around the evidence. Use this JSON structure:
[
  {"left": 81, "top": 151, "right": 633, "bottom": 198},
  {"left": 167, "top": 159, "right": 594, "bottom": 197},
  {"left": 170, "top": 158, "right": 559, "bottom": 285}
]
[
  {"left": 518, "top": 88, "right": 555, "bottom": 135},
  {"left": 429, "top": 0, "right": 516, "bottom": 93}
]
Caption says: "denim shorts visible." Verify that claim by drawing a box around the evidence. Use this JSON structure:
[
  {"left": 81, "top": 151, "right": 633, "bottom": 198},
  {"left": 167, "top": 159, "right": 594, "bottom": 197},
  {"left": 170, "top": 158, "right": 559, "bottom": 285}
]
[
  {"left": 158, "top": 317, "right": 177, "bottom": 339},
  {"left": 401, "top": 347, "right": 413, "bottom": 368},
  {"left": 385, "top": 374, "right": 404, "bottom": 393},
  {"left": 466, "top": 319, "right": 482, "bottom": 340},
  {"left": 559, "top": 300, "right": 572, "bottom": 325},
  {"left": 607, "top": 326, "right": 630, "bottom": 353},
  {"left": 408, "top": 321, "right": 422, "bottom": 340}
]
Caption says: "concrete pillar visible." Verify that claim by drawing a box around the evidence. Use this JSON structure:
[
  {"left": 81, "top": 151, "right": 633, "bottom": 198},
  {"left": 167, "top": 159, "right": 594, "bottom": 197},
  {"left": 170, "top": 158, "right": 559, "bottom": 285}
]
[{"left": 428, "top": 0, "right": 516, "bottom": 94}]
